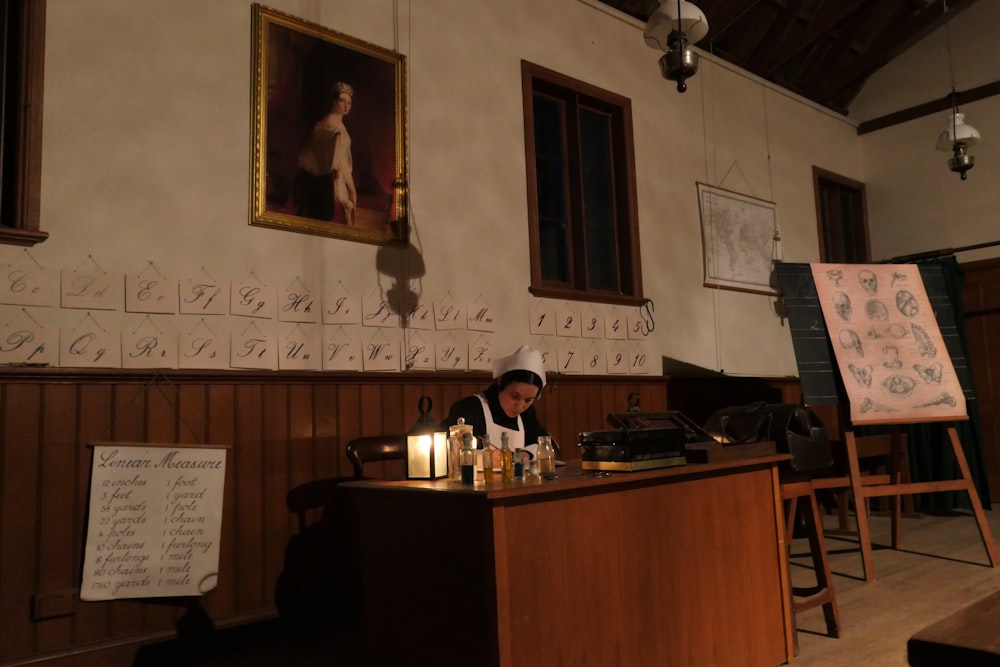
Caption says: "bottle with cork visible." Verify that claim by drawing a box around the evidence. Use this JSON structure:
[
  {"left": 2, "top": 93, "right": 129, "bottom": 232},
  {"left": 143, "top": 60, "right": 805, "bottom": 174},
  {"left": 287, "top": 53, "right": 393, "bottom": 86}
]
[{"left": 500, "top": 432, "right": 514, "bottom": 482}]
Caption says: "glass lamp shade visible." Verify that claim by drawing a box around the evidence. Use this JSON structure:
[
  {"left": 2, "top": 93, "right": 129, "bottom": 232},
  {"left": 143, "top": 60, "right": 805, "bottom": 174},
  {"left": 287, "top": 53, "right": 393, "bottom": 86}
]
[
  {"left": 643, "top": 0, "right": 709, "bottom": 51},
  {"left": 936, "top": 112, "right": 980, "bottom": 151},
  {"left": 406, "top": 396, "right": 449, "bottom": 480}
]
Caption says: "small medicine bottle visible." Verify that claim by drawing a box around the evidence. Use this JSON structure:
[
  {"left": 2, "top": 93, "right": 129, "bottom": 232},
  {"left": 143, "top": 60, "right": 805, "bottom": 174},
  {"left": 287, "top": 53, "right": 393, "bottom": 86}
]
[
  {"left": 481, "top": 433, "right": 494, "bottom": 484},
  {"left": 500, "top": 432, "right": 514, "bottom": 482},
  {"left": 460, "top": 432, "right": 477, "bottom": 485}
]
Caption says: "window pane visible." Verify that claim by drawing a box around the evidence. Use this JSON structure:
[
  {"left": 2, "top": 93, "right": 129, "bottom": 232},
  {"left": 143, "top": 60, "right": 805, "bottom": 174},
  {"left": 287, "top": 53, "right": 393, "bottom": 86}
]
[
  {"left": 533, "top": 94, "right": 569, "bottom": 283},
  {"left": 579, "top": 108, "right": 618, "bottom": 291}
]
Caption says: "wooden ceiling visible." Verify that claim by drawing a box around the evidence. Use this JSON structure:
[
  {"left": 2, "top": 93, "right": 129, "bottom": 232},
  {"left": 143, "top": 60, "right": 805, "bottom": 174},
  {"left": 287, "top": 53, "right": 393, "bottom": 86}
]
[{"left": 598, "top": 0, "right": 982, "bottom": 115}]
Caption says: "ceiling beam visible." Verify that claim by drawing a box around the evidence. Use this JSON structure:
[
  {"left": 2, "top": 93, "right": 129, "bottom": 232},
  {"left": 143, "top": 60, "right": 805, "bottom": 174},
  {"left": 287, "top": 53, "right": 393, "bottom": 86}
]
[{"left": 856, "top": 79, "right": 1000, "bottom": 135}]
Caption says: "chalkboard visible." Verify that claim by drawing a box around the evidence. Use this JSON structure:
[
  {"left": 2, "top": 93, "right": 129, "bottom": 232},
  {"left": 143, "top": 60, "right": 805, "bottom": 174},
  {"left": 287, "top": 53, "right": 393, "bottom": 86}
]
[
  {"left": 80, "top": 442, "right": 228, "bottom": 601},
  {"left": 775, "top": 262, "right": 976, "bottom": 407}
]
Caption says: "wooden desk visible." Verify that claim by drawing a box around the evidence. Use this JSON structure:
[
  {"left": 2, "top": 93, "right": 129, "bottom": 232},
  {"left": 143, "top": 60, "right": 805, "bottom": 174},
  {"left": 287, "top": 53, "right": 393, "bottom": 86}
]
[
  {"left": 908, "top": 589, "right": 1000, "bottom": 666},
  {"left": 345, "top": 456, "right": 794, "bottom": 667}
]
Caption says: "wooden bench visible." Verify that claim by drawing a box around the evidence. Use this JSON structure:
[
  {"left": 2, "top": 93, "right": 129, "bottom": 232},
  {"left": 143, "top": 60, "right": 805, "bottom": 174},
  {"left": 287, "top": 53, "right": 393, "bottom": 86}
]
[{"left": 907, "top": 589, "right": 1000, "bottom": 666}]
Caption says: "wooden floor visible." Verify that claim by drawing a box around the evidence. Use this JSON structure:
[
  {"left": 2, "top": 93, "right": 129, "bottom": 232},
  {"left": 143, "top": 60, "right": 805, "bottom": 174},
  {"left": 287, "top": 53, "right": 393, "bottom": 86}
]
[
  {"left": 791, "top": 508, "right": 1000, "bottom": 666},
  {"left": 133, "top": 508, "right": 1000, "bottom": 667}
]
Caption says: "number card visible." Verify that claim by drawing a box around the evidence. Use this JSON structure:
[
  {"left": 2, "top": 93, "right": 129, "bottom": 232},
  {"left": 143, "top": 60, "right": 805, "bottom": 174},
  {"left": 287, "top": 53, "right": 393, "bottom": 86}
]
[
  {"left": 556, "top": 303, "right": 581, "bottom": 338},
  {"left": 627, "top": 312, "right": 651, "bottom": 340},
  {"left": 535, "top": 338, "right": 557, "bottom": 374},
  {"left": 607, "top": 341, "right": 629, "bottom": 374},
  {"left": 629, "top": 342, "right": 651, "bottom": 374},
  {"left": 557, "top": 339, "right": 584, "bottom": 374},
  {"left": 529, "top": 302, "right": 556, "bottom": 336},
  {"left": 604, "top": 308, "right": 626, "bottom": 341},
  {"left": 583, "top": 341, "right": 606, "bottom": 375},
  {"left": 581, "top": 305, "right": 604, "bottom": 339}
]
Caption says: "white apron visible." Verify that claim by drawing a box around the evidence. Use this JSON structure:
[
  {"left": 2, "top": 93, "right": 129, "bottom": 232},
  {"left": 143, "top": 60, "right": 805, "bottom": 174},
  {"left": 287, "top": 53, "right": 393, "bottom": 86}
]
[{"left": 476, "top": 393, "right": 525, "bottom": 453}]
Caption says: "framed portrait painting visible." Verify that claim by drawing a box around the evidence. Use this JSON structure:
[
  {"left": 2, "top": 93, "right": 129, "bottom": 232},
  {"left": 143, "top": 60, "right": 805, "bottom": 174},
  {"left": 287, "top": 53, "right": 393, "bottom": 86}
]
[{"left": 250, "top": 4, "right": 407, "bottom": 244}]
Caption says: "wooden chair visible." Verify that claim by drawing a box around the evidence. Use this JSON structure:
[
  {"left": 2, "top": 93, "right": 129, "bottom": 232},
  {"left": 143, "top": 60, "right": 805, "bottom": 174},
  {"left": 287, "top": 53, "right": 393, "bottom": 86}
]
[
  {"left": 345, "top": 434, "right": 407, "bottom": 479},
  {"left": 781, "top": 477, "right": 841, "bottom": 651}
]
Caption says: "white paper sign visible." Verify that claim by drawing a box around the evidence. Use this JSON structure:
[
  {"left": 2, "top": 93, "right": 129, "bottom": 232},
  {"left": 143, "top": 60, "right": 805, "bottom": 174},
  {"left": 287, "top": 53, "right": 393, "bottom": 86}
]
[
  {"left": 179, "top": 278, "right": 227, "bottom": 316},
  {"left": 467, "top": 296, "right": 495, "bottom": 333},
  {"left": 627, "top": 312, "right": 651, "bottom": 340},
  {"left": 278, "top": 283, "right": 319, "bottom": 324},
  {"left": 529, "top": 302, "right": 556, "bottom": 336},
  {"left": 433, "top": 295, "right": 465, "bottom": 331},
  {"left": 467, "top": 334, "right": 494, "bottom": 371},
  {"left": 404, "top": 331, "right": 435, "bottom": 370},
  {"left": 322, "top": 286, "right": 361, "bottom": 325},
  {"left": 278, "top": 325, "right": 321, "bottom": 370},
  {"left": 122, "top": 319, "right": 177, "bottom": 369},
  {"left": 126, "top": 271, "right": 178, "bottom": 314},
  {"left": 80, "top": 443, "right": 227, "bottom": 601},
  {"left": 230, "top": 281, "right": 276, "bottom": 319},
  {"left": 0, "top": 264, "right": 58, "bottom": 307},
  {"left": 581, "top": 306, "right": 604, "bottom": 339},
  {"left": 629, "top": 342, "right": 652, "bottom": 374},
  {"left": 607, "top": 341, "right": 629, "bottom": 374},
  {"left": 436, "top": 334, "right": 466, "bottom": 370},
  {"left": 0, "top": 319, "right": 57, "bottom": 365},
  {"left": 361, "top": 330, "right": 400, "bottom": 371},
  {"left": 583, "top": 342, "right": 606, "bottom": 375},
  {"left": 406, "top": 297, "right": 434, "bottom": 331},
  {"left": 179, "top": 321, "right": 229, "bottom": 370},
  {"left": 60, "top": 327, "right": 121, "bottom": 368},
  {"left": 61, "top": 270, "right": 122, "bottom": 310},
  {"left": 230, "top": 323, "right": 276, "bottom": 370},
  {"left": 536, "top": 339, "right": 557, "bottom": 374},
  {"left": 322, "top": 327, "right": 363, "bottom": 371},
  {"left": 556, "top": 304, "right": 581, "bottom": 338},
  {"left": 605, "top": 309, "right": 626, "bottom": 341},
  {"left": 556, "top": 339, "right": 584, "bottom": 374},
  {"left": 362, "top": 290, "right": 399, "bottom": 328}
]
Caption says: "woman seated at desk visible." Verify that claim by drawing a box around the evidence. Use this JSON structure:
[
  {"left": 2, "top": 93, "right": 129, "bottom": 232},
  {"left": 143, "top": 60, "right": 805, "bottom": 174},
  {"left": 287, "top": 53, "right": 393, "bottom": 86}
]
[{"left": 442, "top": 345, "right": 556, "bottom": 456}]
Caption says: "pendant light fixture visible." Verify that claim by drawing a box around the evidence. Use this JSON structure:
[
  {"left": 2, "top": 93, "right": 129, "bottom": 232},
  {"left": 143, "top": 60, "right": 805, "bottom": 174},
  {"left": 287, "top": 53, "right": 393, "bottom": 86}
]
[
  {"left": 935, "top": 0, "right": 980, "bottom": 180},
  {"left": 643, "top": 0, "right": 709, "bottom": 93}
]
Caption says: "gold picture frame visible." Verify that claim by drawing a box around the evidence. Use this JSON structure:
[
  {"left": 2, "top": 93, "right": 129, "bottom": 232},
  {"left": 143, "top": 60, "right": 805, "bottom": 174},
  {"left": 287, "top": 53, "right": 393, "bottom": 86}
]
[{"left": 250, "top": 4, "right": 407, "bottom": 244}]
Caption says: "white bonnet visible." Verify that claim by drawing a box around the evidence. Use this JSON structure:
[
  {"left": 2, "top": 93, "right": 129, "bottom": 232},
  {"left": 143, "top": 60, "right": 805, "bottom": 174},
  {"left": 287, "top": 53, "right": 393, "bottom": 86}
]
[{"left": 492, "top": 345, "right": 546, "bottom": 388}]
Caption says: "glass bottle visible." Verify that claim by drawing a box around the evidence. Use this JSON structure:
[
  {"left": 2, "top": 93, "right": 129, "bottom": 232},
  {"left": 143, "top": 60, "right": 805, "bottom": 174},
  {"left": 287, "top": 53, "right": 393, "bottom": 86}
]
[
  {"left": 500, "top": 432, "right": 514, "bottom": 482},
  {"left": 449, "top": 418, "right": 471, "bottom": 482},
  {"left": 481, "top": 433, "right": 494, "bottom": 484},
  {"left": 460, "top": 431, "right": 476, "bottom": 485},
  {"left": 537, "top": 435, "right": 556, "bottom": 475}
]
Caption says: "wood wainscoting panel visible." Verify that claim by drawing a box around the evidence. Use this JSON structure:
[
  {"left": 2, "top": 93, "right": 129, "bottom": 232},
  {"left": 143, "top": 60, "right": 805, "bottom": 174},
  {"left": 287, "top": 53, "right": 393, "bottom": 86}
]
[
  {"left": 0, "top": 368, "right": 668, "bottom": 666},
  {"left": 963, "top": 257, "right": 1000, "bottom": 503}
]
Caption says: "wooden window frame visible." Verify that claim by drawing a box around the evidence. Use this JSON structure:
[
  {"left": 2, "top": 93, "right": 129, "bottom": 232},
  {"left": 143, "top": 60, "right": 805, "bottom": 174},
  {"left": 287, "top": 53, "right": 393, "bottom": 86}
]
[
  {"left": 521, "top": 60, "right": 643, "bottom": 306},
  {"left": 0, "top": 0, "right": 47, "bottom": 246},
  {"left": 813, "top": 166, "right": 869, "bottom": 263}
]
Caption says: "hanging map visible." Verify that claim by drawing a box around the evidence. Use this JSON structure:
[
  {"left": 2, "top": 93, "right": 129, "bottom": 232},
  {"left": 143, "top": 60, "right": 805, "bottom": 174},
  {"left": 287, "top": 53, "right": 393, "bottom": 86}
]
[
  {"left": 811, "top": 263, "right": 966, "bottom": 425},
  {"left": 697, "top": 183, "right": 779, "bottom": 295}
]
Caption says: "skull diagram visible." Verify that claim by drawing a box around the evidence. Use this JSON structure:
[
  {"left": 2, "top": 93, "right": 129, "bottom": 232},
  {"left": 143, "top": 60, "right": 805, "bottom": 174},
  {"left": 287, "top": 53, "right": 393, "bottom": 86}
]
[
  {"left": 833, "top": 292, "right": 852, "bottom": 321},
  {"left": 896, "top": 290, "right": 919, "bottom": 318},
  {"left": 858, "top": 269, "right": 878, "bottom": 295},
  {"left": 865, "top": 299, "right": 889, "bottom": 320},
  {"left": 838, "top": 329, "right": 863, "bottom": 356}
]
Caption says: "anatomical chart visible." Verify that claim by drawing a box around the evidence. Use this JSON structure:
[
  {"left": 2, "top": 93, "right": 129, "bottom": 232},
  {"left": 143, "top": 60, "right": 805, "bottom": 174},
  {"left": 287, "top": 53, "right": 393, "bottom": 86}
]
[{"left": 811, "top": 263, "right": 966, "bottom": 425}]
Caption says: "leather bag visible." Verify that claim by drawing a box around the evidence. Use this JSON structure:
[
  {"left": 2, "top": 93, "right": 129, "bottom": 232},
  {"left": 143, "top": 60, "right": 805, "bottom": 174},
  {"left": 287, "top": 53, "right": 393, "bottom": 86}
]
[{"left": 702, "top": 402, "right": 833, "bottom": 472}]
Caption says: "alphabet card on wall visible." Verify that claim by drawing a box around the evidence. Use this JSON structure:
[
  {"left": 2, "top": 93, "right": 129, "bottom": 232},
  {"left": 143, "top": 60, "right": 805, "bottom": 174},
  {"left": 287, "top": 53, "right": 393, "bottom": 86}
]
[
  {"left": 179, "top": 319, "right": 228, "bottom": 370},
  {"left": 467, "top": 295, "right": 495, "bottom": 332},
  {"left": 230, "top": 321, "right": 276, "bottom": 370},
  {"left": 363, "top": 288, "right": 399, "bottom": 328},
  {"left": 433, "top": 293, "right": 464, "bottom": 331},
  {"left": 230, "top": 274, "right": 276, "bottom": 320},
  {"left": 126, "top": 263, "right": 178, "bottom": 314},
  {"left": 581, "top": 305, "right": 604, "bottom": 339},
  {"left": 0, "top": 261, "right": 58, "bottom": 307},
  {"left": 557, "top": 338, "right": 584, "bottom": 374},
  {"left": 122, "top": 316, "right": 177, "bottom": 369},
  {"left": 278, "top": 324, "right": 321, "bottom": 370},
  {"left": 179, "top": 271, "right": 227, "bottom": 316},
  {"left": 61, "top": 268, "right": 122, "bottom": 311},
  {"left": 607, "top": 340, "right": 629, "bottom": 374},
  {"left": 322, "top": 327, "right": 362, "bottom": 371},
  {"left": 405, "top": 296, "right": 434, "bottom": 330},
  {"left": 278, "top": 277, "right": 319, "bottom": 323},
  {"left": 556, "top": 303, "right": 581, "bottom": 338},
  {"left": 322, "top": 283, "right": 361, "bottom": 325},
  {"left": 605, "top": 308, "right": 627, "bottom": 341},
  {"left": 0, "top": 309, "right": 57, "bottom": 365},
  {"left": 467, "top": 334, "right": 494, "bottom": 371},
  {"left": 404, "top": 330, "right": 434, "bottom": 370},
  {"left": 361, "top": 328, "right": 400, "bottom": 371},
  {"left": 436, "top": 332, "right": 466, "bottom": 370},
  {"left": 60, "top": 313, "right": 121, "bottom": 368},
  {"left": 529, "top": 301, "right": 556, "bottom": 336}
]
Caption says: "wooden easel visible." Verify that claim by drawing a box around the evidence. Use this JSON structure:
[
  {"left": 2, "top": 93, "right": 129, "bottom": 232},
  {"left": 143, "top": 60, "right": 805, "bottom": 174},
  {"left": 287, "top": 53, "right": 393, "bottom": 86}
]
[{"left": 840, "top": 418, "right": 999, "bottom": 582}]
